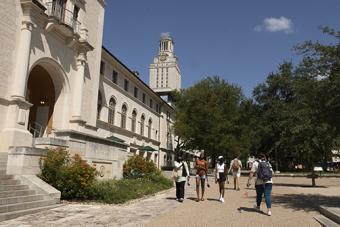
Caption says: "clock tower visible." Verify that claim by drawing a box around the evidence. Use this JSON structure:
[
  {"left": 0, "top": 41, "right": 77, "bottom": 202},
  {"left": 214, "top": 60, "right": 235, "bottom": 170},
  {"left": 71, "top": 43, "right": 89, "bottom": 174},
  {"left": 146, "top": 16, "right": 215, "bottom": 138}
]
[{"left": 149, "top": 33, "right": 181, "bottom": 98}]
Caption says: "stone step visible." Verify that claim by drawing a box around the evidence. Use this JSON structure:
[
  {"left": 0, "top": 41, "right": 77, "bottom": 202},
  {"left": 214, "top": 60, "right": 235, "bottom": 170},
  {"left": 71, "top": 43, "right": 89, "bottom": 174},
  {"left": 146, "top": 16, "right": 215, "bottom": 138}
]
[
  {"left": 0, "top": 175, "right": 14, "bottom": 180},
  {"left": 0, "top": 199, "right": 56, "bottom": 213},
  {"left": 314, "top": 215, "right": 340, "bottom": 227},
  {"left": 0, "top": 194, "right": 44, "bottom": 206},
  {"left": 0, "top": 204, "right": 61, "bottom": 222},
  {"left": 0, "top": 179, "right": 21, "bottom": 185},
  {"left": 0, "top": 190, "right": 36, "bottom": 198},
  {"left": 0, "top": 184, "right": 29, "bottom": 191},
  {"left": 320, "top": 206, "right": 340, "bottom": 225}
]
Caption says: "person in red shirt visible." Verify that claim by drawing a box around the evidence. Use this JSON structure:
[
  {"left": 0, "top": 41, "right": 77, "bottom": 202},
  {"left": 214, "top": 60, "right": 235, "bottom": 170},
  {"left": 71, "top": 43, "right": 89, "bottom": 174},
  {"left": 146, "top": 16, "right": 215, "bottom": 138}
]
[{"left": 195, "top": 153, "right": 208, "bottom": 202}]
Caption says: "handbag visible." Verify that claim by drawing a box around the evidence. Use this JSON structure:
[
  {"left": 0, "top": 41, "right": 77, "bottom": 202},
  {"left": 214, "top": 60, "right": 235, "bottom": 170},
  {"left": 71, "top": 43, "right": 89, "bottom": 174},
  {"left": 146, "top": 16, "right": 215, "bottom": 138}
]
[{"left": 171, "top": 169, "right": 178, "bottom": 178}]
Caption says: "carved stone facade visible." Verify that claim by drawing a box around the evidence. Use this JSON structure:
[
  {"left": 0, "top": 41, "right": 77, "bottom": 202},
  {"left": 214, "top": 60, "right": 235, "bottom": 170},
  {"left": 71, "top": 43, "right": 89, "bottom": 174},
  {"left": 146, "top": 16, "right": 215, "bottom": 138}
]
[{"left": 0, "top": 0, "right": 177, "bottom": 179}]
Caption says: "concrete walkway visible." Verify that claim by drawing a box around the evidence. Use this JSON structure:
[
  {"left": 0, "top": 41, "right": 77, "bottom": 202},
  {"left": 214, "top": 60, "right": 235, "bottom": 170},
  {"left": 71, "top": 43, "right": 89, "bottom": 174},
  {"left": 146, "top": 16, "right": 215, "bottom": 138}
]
[{"left": 0, "top": 177, "right": 339, "bottom": 227}]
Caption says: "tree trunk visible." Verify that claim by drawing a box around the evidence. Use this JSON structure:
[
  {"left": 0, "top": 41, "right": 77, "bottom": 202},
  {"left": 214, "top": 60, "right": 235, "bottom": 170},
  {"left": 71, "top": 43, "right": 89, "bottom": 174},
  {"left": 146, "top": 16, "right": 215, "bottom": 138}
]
[{"left": 311, "top": 169, "right": 316, "bottom": 187}]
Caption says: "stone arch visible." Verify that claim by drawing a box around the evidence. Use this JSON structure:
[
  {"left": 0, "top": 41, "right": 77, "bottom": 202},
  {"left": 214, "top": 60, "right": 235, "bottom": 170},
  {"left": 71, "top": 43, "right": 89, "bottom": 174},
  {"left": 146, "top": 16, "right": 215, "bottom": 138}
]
[{"left": 26, "top": 57, "right": 70, "bottom": 136}]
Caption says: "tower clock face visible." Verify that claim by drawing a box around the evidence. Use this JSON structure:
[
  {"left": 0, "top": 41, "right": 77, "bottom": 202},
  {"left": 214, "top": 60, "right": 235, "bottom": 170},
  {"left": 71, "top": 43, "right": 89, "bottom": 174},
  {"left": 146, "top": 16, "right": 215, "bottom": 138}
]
[{"left": 159, "top": 54, "right": 167, "bottom": 61}]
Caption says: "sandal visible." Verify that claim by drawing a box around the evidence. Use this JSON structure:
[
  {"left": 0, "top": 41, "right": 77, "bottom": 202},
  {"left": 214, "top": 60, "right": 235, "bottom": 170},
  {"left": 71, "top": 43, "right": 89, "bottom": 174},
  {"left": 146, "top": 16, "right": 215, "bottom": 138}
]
[
  {"left": 201, "top": 198, "right": 205, "bottom": 201},
  {"left": 196, "top": 198, "right": 200, "bottom": 202}
]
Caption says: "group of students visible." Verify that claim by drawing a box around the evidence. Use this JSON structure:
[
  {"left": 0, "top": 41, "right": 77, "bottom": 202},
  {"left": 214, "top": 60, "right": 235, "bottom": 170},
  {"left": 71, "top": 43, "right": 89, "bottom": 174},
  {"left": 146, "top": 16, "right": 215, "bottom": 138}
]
[{"left": 173, "top": 153, "right": 273, "bottom": 216}]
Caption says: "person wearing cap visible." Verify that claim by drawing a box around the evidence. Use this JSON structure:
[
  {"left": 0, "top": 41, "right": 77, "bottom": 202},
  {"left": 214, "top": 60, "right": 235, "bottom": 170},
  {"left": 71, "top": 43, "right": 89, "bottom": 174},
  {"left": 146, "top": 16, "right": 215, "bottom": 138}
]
[
  {"left": 214, "top": 156, "right": 228, "bottom": 203},
  {"left": 173, "top": 156, "right": 190, "bottom": 202}
]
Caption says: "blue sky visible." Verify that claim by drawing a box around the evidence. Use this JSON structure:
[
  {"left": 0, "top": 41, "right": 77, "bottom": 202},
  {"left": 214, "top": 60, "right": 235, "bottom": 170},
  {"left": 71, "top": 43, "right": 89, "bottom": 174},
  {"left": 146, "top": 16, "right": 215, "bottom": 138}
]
[{"left": 103, "top": 0, "right": 340, "bottom": 97}]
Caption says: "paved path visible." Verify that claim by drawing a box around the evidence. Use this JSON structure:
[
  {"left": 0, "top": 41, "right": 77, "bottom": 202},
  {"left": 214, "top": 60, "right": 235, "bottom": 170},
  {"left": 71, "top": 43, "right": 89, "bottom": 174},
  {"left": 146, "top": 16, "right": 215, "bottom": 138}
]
[
  {"left": 1, "top": 177, "right": 339, "bottom": 227},
  {"left": 0, "top": 187, "right": 183, "bottom": 227}
]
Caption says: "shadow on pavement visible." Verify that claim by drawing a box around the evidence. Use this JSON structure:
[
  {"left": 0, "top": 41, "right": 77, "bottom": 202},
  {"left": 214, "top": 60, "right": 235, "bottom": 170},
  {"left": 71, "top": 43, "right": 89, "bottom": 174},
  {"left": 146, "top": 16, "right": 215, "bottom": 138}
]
[
  {"left": 272, "top": 193, "right": 340, "bottom": 211},
  {"left": 274, "top": 183, "right": 327, "bottom": 188},
  {"left": 238, "top": 207, "right": 267, "bottom": 215},
  {"left": 207, "top": 198, "right": 220, "bottom": 202},
  {"left": 186, "top": 197, "right": 198, "bottom": 201},
  {"left": 165, "top": 197, "right": 177, "bottom": 200}
]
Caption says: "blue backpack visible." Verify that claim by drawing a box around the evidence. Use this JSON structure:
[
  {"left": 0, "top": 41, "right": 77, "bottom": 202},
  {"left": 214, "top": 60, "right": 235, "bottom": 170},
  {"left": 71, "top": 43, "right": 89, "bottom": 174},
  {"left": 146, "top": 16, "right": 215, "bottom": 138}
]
[{"left": 257, "top": 161, "right": 272, "bottom": 181}]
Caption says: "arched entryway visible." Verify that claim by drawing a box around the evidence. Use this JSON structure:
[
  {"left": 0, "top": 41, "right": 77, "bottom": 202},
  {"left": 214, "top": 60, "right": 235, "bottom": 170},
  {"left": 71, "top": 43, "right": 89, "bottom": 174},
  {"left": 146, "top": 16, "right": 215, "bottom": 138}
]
[{"left": 26, "top": 65, "right": 56, "bottom": 137}]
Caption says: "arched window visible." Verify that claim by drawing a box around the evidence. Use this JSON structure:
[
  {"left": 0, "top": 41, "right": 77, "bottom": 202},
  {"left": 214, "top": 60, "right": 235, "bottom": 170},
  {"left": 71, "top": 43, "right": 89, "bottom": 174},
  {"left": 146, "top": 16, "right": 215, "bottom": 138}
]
[
  {"left": 121, "top": 104, "right": 127, "bottom": 129},
  {"left": 108, "top": 97, "right": 116, "bottom": 125},
  {"left": 97, "top": 92, "right": 102, "bottom": 120},
  {"left": 148, "top": 118, "right": 152, "bottom": 139},
  {"left": 131, "top": 110, "right": 137, "bottom": 132},
  {"left": 140, "top": 114, "right": 145, "bottom": 136}
]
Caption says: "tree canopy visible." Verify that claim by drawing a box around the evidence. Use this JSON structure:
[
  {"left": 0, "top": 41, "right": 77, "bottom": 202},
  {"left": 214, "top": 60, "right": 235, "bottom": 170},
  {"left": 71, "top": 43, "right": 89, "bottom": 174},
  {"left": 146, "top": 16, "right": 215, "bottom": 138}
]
[
  {"left": 172, "top": 28, "right": 340, "bottom": 186},
  {"left": 173, "top": 76, "right": 250, "bottom": 160}
]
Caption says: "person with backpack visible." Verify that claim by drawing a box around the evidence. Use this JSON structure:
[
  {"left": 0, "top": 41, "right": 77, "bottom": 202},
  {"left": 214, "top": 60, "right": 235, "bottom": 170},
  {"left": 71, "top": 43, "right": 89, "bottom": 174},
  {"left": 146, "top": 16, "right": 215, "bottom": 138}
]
[
  {"left": 246, "top": 153, "right": 274, "bottom": 216},
  {"left": 214, "top": 156, "right": 228, "bottom": 203},
  {"left": 228, "top": 157, "right": 242, "bottom": 190},
  {"left": 173, "top": 156, "right": 190, "bottom": 202}
]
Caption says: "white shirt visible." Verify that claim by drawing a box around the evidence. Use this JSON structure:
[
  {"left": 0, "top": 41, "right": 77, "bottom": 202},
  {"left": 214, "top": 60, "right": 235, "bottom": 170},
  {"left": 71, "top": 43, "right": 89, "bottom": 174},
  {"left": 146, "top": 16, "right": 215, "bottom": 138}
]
[
  {"left": 216, "top": 163, "right": 225, "bottom": 173},
  {"left": 251, "top": 160, "right": 273, "bottom": 185},
  {"left": 174, "top": 161, "right": 189, "bottom": 182}
]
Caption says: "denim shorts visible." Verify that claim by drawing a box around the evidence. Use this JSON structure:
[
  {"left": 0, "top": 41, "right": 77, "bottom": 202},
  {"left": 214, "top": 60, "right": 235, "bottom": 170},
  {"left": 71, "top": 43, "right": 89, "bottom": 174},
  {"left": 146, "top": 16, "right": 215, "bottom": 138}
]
[{"left": 196, "top": 174, "right": 206, "bottom": 179}]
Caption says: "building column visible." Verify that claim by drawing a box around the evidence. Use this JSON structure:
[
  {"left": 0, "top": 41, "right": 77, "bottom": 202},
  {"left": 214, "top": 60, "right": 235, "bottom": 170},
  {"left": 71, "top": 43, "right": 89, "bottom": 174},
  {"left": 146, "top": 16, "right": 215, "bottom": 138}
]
[
  {"left": 71, "top": 51, "right": 86, "bottom": 122},
  {"left": 11, "top": 20, "right": 34, "bottom": 99},
  {"left": 0, "top": 18, "right": 35, "bottom": 152},
  {"left": 70, "top": 27, "right": 93, "bottom": 126}
]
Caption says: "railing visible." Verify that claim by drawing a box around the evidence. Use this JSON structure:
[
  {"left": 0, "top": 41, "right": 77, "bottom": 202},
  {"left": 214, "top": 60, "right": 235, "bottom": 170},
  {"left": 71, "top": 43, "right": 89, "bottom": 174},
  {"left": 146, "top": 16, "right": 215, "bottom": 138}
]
[
  {"left": 28, "top": 122, "right": 45, "bottom": 139},
  {"left": 45, "top": 1, "right": 81, "bottom": 34}
]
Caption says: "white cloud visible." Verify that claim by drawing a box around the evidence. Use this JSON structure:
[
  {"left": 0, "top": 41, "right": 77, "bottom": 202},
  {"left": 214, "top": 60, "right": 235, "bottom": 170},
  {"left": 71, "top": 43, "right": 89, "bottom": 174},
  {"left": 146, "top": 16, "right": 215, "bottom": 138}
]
[{"left": 255, "top": 17, "right": 293, "bottom": 33}]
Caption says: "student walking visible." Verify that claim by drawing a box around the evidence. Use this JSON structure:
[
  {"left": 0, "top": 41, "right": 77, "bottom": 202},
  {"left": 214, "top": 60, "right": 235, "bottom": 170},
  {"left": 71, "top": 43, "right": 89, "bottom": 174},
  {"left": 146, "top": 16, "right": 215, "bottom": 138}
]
[
  {"left": 173, "top": 156, "right": 190, "bottom": 202},
  {"left": 228, "top": 157, "right": 242, "bottom": 190},
  {"left": 247, "top": 153, "right": 274, "bottom": 216},
  {"left": 195, "top": 153, "right": 208, "bottom": 202},
  {"left": 214, "top": 156, "right": 228, "bottom": 203}
]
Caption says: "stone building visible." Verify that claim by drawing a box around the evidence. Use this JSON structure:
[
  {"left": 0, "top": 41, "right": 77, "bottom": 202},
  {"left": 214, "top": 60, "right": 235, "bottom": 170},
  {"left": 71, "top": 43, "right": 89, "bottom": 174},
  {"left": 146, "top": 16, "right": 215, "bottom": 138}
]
[{"left": 0, "top": 0, "right": 179, "bottom": 182}]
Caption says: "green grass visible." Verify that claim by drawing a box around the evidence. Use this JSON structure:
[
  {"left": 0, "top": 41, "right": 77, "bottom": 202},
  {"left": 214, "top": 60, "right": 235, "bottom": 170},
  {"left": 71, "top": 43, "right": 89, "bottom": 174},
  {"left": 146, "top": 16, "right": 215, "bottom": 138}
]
[{"left": 89, "top": 175, "right": 173, "bottom": 204}]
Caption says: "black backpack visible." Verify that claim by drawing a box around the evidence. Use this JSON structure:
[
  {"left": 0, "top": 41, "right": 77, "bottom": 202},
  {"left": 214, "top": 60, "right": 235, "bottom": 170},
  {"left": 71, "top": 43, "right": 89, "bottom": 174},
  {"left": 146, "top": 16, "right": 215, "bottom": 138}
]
[
  {"left": 181, "top": 163, "right": 188, "bottom": 177},
  {"left": 257, "top": 161, "right": 272, "bottom": 181}
]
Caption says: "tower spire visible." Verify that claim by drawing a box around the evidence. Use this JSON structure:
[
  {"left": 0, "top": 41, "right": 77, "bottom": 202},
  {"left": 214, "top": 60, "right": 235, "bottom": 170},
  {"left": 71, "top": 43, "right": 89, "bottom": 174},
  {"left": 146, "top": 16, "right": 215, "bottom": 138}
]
[{"left": 149, "top": 33, "right": 181, "bottom": 101}]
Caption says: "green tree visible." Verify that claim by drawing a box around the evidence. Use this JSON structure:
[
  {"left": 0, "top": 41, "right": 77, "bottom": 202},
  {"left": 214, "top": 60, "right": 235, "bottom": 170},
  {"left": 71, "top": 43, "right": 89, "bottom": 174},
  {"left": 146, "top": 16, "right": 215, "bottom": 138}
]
[
  {"left": 252, "top": 38, "right": 340, "bottom": 186},
  {"left": 173, "top": 76, "right": 249, "bottom": 162}
]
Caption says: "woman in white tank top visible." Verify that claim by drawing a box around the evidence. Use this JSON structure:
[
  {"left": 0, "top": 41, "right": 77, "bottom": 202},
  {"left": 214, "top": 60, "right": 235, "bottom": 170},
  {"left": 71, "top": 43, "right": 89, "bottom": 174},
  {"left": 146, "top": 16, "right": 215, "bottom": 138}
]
[{"left": 214, "top": 156, "right": 228, "bottom": 203}]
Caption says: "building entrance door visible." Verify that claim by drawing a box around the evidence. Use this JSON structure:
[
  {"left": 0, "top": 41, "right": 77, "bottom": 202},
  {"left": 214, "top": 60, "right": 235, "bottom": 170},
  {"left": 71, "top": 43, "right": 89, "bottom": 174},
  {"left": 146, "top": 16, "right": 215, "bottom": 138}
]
[{"left": 26, "top": 65, "right": 56, "bottom": 137}]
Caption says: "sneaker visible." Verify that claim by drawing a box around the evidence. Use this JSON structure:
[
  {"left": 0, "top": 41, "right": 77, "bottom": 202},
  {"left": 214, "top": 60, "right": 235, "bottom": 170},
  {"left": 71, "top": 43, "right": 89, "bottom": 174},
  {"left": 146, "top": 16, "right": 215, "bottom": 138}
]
[
  {"left": 253, "top": 205, "right": 260, "bottom": 212},
  {"left": 179, "top": 198, "right": 184, "bottom": 203},
  {"left": 267, "top": 210, "right": 272, "bottom": 216},
  {"left": 221, "top": 198, "right": 225, "bottom": 203}
]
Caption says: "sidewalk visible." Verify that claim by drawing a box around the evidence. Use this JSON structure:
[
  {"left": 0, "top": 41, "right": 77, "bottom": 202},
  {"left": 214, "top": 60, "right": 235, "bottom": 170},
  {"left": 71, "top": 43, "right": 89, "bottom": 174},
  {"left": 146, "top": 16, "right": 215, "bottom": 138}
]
[
  {"left": 147, "top": 177, "right": 325, "bottom": 227},
  {"left": 1, "top": 176, "right": 339, "bottom": 227}
]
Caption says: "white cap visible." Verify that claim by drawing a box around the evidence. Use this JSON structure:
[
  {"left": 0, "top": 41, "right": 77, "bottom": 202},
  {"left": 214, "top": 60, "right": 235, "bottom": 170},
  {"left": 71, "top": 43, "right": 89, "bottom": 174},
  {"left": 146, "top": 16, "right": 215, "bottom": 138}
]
[{"left": 218, "top": 156, "right": 223, "bottom": 159}]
